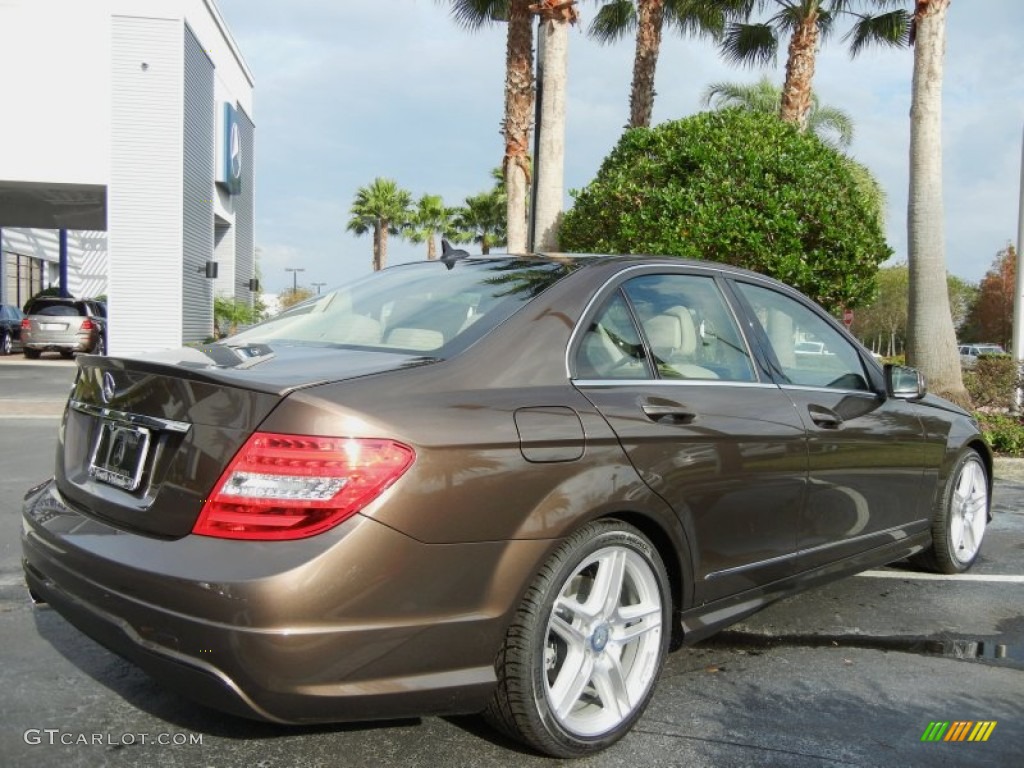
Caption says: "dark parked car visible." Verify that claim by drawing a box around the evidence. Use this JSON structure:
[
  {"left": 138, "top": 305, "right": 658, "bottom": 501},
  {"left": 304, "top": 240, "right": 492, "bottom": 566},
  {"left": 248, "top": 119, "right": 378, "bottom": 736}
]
[
  {"left": 21, "top": 256, "right": 991, "bottom": 757},
  {"left": 0, "top": 303, "right": 24, "bottom": 355},
  {"left": 20, "top": 296, "right": 106, "bottom": 358}
]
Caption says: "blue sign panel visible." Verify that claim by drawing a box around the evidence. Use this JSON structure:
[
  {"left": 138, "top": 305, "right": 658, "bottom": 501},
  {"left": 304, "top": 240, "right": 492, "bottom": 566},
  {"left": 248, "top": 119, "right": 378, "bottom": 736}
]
[{"left": 223, "top": 102, "right": 243, "bottom": 196}]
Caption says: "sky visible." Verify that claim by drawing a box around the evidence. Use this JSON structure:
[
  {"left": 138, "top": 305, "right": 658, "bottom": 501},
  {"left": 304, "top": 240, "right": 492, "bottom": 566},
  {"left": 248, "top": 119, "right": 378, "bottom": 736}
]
[{"left": 214, "top": 0, "right": 1024, "bottom": 295}]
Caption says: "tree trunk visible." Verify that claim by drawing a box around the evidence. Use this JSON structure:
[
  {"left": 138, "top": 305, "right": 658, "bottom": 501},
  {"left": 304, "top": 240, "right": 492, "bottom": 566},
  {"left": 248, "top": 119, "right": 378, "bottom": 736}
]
[
  {"left": 532, "top": 17, "right": 569, "bottom": 252},
  {"left": 629, "top": 0, "right": 664, "bottom": 129},
  {"left": 779, "top": 8, "right": 819, "bottom": 130},
  {"left": 374, "top": 224, "right": 386, "bottom": 272},
  {"left": 907, "top": 0, "right": 967, "bottom": 404},
  {"left": 505, "top": 0, "right": 533, "bottom": 253},
  {"left": 427, "top": 234, "right": 437, "bottom": 261}
]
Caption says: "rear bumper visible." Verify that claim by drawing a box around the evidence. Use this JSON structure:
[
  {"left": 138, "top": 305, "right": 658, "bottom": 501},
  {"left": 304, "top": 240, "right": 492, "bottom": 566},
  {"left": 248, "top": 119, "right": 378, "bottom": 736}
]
[{"left": 21, "top": 480, "right": 552, "bottom": 723}]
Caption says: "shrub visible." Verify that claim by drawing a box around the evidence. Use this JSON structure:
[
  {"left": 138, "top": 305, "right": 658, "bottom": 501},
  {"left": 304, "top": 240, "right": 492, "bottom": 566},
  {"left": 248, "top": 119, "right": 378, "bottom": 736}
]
[
  {"left": 976, "top": 412, "right": 1024, "bottom": 456},
  {"left": 559, "top": 109, "right": 892, "bottom": 310},
  {"left": 962, "top": 354, "right": 1020, "bottom": 409}
]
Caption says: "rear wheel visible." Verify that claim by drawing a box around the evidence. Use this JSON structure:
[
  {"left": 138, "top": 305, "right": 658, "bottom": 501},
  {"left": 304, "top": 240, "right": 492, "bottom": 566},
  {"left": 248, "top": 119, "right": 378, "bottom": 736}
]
[
  {"left": 486, "top": 519, "right": 670, "bottom": 757},
  {"left": 0, "top": 332, "right": 11, "bottom": 356},
  {"left": 59, "top": 350, "right": 74, "bottom": 359},
  {"left": 913, "top": 449, "right": 989, "bottom": 574},
  {"left": 24, "top": 348, "right": 41, "bottom": 360}
]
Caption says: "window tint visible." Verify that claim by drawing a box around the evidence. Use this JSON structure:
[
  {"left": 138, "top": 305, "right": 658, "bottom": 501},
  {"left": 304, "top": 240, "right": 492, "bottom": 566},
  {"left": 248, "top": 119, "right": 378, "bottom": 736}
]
[
  {"left": 622, "top": 274, "right": 755, "bottom": 382},
  {"left": 575, "top": 291, "right": 652, "bottom": 379},
  {"left": 737, "top": 282, "right": 869, "bottom": 391},
  {"left": 33, "top": 303, "right": 82, "bottom": 317}
]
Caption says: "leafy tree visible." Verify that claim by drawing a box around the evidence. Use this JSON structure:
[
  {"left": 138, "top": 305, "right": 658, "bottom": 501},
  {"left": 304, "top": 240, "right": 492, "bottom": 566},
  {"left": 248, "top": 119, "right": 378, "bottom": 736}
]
[
  {"left": 721, "top": 1, "right": 908, "bottom": 129},
  {"left": 702, "top": 76, "right": 853, "bottom": 148},
  {"left": 559, "top": 109, "right": 892, "bottom": 308},
  {"left": 440, "top": 0, "right": 533, "bottom": 252},
  {"left": 905, "top": 0, "right": 966, "bottom": 404},
  {"left": 588, "top": 1, "right": 729, "bottom": 128},
  {"left": 962, "top": 245, "right": 1016, "bottom": 349},
  {"left": 851, "top": 264, "right": 975, "bottom": 356},
  {"left": 346, "top": 178, "right": 413, "bottom": 271},
  {"left": 407, "top": 194, "right": 463, "bottom": 260}
]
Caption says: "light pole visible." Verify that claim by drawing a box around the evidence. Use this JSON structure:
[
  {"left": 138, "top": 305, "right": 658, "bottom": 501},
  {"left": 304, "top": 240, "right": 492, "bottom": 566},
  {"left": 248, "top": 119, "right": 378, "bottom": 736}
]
[
  {"left": 312, "top": 282, "right": 327, "bottom": 294},
  {"left": 285, "top": 267, "right": 305, "bottom": 293}
]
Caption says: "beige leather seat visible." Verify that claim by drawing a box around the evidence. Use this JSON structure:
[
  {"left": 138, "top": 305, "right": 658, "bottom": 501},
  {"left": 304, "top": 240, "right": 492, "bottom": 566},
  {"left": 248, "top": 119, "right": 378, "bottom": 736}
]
[{"left": 644, "top": 307, "right": 718, "bottom": 379}]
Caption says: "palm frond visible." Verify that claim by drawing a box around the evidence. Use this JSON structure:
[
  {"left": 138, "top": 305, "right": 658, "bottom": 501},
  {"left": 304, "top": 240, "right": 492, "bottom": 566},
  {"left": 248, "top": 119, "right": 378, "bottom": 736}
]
[
  {"left": 844, "top": 10, "right": 910, "bottom": 56},
  {"left": 807, "top": 102, "right": 854, "bottom": 148},
  {"left": 664, "top": 0, "right": 740, "bottom": 39},
  {"left": 720, "top": 22, "right": 778, "bottom": 67},
  {"left": 701, "top": 77, "right": 780, "bottom": 112},
  {"left": 444, "top": 0, "right": 509, "bottom": 31},
  {"left": 588, "top": 0, "right": 635, "bottom": 44}
]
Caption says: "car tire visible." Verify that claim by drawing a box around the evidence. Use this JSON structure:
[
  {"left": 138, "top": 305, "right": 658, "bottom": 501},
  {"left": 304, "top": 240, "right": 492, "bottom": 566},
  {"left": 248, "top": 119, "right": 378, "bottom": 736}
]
[
  {"left": 0, "top": 332, "right": 10, "bottom": 356},
  {"left": 485, "top": 519, "right": 670, "bottom": 757},
  {"left": 24, "top": 348, "right": 41, "bottom": 360},
  {"left": 92, "top": 336, "right": 105, "bottom": 356},
  {"left": 59, "top": 350, "right": 75, "bottom": 359},
  {"left": 912, "top": 449, "right": 989, "bottom": 574}
]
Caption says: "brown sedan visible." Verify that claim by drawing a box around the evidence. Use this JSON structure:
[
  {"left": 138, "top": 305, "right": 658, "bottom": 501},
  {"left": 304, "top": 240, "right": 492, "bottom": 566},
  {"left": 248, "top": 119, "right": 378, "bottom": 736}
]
[{"left": 21, "top": 255, "right": 992, "bottom": 757}]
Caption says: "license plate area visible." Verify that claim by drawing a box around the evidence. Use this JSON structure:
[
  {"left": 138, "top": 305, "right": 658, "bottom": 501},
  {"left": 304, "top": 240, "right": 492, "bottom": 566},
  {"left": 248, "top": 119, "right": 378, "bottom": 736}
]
[
  {"left": 40, "top": 322, "right": 67, "bottom": 331},
  {"left": 88, "top": 421, "right": 151, "bottom": 492}
]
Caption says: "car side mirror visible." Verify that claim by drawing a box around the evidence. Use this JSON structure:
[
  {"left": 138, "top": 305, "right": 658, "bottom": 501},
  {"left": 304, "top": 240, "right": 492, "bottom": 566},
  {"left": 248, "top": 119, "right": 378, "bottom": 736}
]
[{"left": 885, "top": 364, "right": 926, "bottom": 400}]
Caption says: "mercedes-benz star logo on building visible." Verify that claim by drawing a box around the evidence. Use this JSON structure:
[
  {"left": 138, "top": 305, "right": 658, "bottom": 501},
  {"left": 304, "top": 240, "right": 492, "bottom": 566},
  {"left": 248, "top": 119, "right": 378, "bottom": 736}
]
[
  {"left": 230, "top": 122, "right": 242, "bottom": 180},
  {"left": 101, "top": 372, "right": 116, "bottom": 404}
]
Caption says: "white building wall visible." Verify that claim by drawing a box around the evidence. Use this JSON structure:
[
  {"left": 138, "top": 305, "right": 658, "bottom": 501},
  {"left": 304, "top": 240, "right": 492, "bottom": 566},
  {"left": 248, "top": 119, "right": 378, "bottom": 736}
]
[
  {"left": 109, "top": 16, "right": 184, "bottom": 355},
  {"left": 0, "top": 0, "right": 110, "bottom": 187}
]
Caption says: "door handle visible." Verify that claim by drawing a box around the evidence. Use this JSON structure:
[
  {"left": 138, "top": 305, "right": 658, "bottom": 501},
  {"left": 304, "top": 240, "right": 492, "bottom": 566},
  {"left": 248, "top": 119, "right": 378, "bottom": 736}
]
[
  {"left": 808, "top": 404, "right": 843, "bottom": 428},
  {"left": 641, "top": 403, "right": 696, "bottom": 424}
]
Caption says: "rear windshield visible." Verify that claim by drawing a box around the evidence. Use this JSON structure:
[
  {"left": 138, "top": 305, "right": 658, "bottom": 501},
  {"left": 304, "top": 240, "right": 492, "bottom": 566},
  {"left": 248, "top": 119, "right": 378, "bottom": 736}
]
[
  {"left": 230, "top": 259, "right": 577, "bottom": 356},
  {"left": 29, "top": 301, "right": 85, "bottom": 317}
]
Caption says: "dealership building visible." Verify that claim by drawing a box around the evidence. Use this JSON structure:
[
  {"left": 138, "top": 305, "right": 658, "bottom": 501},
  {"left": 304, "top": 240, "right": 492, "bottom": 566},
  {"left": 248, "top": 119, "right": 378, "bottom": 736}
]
[{"left": 0, "top": 0, "right": 255, "bottom": 354}]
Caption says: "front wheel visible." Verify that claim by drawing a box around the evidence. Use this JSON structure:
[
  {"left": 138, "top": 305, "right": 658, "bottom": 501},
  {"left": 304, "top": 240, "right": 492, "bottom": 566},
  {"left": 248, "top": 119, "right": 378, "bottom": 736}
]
[
  {"left": 486, "top": 519, "right": 670, "bottom": 757},
  {"left": 23, "top": 348, "right": 41, "bottom": 360},
  {"left": 913, "top": 449, "right": 990, "bottom": 574}
]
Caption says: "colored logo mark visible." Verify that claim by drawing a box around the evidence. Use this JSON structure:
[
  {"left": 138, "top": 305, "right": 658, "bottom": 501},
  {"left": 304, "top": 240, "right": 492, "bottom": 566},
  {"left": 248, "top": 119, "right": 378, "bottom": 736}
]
[{"left": 921, "top": 721, "right": 997, "bottom": 742}]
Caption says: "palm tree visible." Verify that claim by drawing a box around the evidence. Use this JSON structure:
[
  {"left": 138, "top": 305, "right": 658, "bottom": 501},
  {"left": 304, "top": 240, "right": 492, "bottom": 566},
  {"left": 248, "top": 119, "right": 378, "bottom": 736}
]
[
  {"left": 702, "top": 76, "right": 853, "bottom": 148},
  {"left": 346, "top": 178, "right": 413, "bottom": 271},
  {"left": 906, "top": 0, "right": 967, "bottom": 404},
  {"left": 407, "top": 194, "right": 462, "bottom": 260},
  {"left": 455, "top": 189, "right": 507, "bottom": 254},
  {"left": 532, "top": 0, "right": 578, "bottom": 251},
  {"left": 441, "top": 1, "right": 533, "bottom": 253},
  {"left": 720, "top": 1, "right": 908, "bottom": 130},
  {"left": 589, "top": 1, "right": 729, "bottom": 128}
]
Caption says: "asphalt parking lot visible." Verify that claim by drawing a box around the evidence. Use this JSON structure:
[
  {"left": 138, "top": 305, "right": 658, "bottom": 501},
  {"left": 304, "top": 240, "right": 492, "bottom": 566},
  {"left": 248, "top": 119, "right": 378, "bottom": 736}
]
[{"left": 0, "top": 356, "right": 1021, "bottom": 767}]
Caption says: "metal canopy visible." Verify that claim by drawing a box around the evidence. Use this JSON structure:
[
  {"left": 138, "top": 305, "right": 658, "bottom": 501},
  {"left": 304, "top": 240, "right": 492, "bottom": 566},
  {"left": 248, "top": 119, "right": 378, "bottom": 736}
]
[{"left": 0, "top": 181, "right": 106, "bottom": 230}]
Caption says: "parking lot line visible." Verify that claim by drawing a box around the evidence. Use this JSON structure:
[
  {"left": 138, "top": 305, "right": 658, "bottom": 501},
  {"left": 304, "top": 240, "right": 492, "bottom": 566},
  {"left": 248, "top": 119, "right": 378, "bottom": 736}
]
[{"left": 859, "top": 570, "right": 1024, "bottom": 583}]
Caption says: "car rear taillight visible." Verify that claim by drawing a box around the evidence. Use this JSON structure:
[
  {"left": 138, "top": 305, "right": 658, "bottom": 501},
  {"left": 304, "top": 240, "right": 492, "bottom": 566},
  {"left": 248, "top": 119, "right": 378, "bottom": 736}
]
[
  {"left": 80, "top": 318, "right": 95, "bottom": 331},
  {"left": 21, "top": 318, "right": 30, "bottom": 330},
  {"left": 193, "top": 432, "right": 415, "bottom": 540}
]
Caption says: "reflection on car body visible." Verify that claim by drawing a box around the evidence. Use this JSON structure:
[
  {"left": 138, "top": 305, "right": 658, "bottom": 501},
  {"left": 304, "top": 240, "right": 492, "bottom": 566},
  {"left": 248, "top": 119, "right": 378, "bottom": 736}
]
[{"left": 21, "top": 255, "right": 992, "bottom": 757}]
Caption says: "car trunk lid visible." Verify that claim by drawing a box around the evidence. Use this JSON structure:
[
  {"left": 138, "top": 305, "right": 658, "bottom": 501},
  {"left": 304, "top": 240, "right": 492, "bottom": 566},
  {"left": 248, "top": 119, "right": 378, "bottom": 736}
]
[{"left": 56, "top": 344, "right": 433, "bottom": 538}]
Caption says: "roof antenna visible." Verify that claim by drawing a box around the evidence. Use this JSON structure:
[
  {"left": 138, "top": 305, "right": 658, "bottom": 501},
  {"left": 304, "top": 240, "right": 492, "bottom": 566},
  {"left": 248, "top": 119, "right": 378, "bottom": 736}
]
[{"left": 440, "top": 239, "right": 470, "bottom": 271}]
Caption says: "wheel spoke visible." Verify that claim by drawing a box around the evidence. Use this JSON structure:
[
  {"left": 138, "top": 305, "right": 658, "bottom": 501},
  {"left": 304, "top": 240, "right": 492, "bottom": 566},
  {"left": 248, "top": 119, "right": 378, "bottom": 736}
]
[
  {"left": 592, "top": 653, "right": 631, "bottom": 720},
  {"left": 613, "top": 603, "right": 662, "bottom": 643},
  {"left": 586, "top": 549, "right": 627, "bottom": 620},
  {"left": 550, "top": 608, "right": 587, "bottom": 647},
  {"left": 550, "top": 648, "right": 594, "bottom": 720}
]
